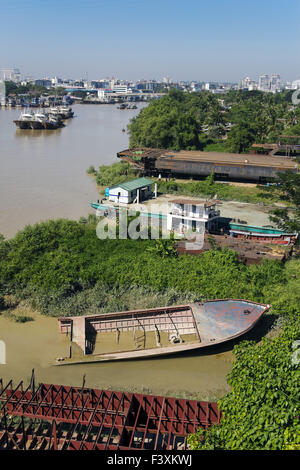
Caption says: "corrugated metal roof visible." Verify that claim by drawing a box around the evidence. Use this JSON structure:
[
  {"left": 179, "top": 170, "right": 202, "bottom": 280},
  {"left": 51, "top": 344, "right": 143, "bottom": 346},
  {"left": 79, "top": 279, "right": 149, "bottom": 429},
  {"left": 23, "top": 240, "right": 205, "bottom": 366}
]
[{"left": 111, "top": 177, "right": 153, "bottom": 192}]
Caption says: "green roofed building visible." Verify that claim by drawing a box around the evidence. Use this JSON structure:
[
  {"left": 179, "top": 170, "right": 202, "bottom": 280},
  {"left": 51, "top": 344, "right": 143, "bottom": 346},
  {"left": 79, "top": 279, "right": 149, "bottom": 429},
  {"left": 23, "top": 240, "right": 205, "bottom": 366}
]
[{"left": 108, "top": 177, "right": 154, "bottom": 204}]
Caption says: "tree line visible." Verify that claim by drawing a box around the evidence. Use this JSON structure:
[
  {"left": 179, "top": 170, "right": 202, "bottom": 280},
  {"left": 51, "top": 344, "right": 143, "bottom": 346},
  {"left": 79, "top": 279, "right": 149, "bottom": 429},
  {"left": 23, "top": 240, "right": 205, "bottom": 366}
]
[{"left": 128, "top": 88, "right": 300, "bottom": 154}]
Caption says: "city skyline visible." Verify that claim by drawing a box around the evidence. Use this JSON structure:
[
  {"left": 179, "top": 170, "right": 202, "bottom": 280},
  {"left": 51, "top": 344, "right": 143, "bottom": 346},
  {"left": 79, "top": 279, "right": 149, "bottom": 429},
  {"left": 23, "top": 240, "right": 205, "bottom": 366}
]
[{"left": 0, "top": 0, "right": 299, "bottom": 82}]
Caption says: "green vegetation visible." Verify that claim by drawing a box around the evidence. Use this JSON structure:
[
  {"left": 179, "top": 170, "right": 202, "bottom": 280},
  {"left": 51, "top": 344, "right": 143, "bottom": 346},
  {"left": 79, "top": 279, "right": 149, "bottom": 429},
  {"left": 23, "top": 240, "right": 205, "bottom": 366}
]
[
  {"left": 188, "top": 318, "right": 300, "bottom": 450},
  {"left": 93, "top": 161, "right": 137, "bottom": 187},
  {"left": 0, "top": 218, "right": 287, "bottom": 313},
  {"left": 156, "top": 176, "right": 279, "bottom": 204},
  {"left": 5, "top": 81, "right": 50, "bottom": 96},
  {"left": 90, "top": 161, "right": 283, "bottom": 204},
  {"left": 128, "top": 89, "right": 300, "bottom": 153},
  {"left": 86, "top": 165, "right": 96, "bottom": 175},
  {"left": 261, "top": 171, "right": 300, "bottom": 232}
]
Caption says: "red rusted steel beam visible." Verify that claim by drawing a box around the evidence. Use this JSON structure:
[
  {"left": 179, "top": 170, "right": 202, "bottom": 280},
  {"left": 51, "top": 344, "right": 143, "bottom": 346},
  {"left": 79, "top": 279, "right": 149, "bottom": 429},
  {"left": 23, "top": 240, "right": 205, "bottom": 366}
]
[
  {"left": 103, "top": 392, "right": 125, "bottom": 450},
  {"left": 0, "top": 380, "right": 221, "bottom": 450}
]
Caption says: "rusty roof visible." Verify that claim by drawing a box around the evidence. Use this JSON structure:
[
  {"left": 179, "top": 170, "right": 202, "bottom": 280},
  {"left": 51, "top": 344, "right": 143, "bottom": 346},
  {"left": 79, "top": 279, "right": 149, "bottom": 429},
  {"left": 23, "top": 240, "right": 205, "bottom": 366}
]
[
  {"left": 159, "top": 150, "right": 297, "bottom": 169},
  {"left": 117, "top": 148, "right": 297, "bottom": 169}
]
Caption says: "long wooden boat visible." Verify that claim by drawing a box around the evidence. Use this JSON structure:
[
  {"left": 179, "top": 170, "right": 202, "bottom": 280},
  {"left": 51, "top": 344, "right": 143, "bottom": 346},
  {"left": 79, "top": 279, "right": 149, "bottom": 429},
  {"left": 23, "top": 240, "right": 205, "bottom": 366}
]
[
  {"left": 56, "top": 299, "right": 270, "bottom": 365},
  {"left": 229, "top": 222, "right": 291, "bottom": 235}
]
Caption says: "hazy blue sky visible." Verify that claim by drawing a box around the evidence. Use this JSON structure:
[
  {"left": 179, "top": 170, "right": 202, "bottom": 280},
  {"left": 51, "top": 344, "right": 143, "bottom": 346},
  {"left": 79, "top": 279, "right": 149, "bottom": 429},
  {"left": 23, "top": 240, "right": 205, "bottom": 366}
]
[{"left": 0, "top": 0, "right": 299, "bottom": 82}]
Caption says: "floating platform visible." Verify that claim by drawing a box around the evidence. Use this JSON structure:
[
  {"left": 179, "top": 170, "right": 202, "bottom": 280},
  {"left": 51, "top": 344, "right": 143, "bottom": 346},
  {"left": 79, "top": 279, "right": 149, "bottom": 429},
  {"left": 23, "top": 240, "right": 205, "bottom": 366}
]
[{"left": 57, "top": 300, "right": 270, "bottom": 365}]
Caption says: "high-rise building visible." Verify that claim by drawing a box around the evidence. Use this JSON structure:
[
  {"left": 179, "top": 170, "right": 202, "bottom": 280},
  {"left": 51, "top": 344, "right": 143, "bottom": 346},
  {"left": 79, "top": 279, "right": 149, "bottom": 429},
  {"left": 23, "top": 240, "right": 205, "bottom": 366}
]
[
  {"left": 0, "top": 80, "right": 6, "bottom": 106},
  {"left": 270, "top": 74, "right": 281, "bottom": 92},
  {"left": 258, "top": 74, "right": 270, "bottom": 91},
  {"left": 239, "top": 77, "right": 257, "bottom": 90}
]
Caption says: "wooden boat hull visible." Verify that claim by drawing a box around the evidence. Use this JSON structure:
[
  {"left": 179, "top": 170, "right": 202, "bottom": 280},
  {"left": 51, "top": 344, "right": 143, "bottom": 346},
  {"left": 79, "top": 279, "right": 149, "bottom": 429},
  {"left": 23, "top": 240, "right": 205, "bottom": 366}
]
[{"left": 56, "top": 299, "right": 270, "bottom": 365}]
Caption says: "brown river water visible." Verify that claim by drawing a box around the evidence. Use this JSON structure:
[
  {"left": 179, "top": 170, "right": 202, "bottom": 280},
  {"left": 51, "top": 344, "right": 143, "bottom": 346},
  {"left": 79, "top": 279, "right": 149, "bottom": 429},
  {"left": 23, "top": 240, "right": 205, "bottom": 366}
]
[
  {"left": 0, "top": 104, "right": 234, "bottom": 399},
  {"left": 0, "top": 103, "right": 143, "bottom": 238}
]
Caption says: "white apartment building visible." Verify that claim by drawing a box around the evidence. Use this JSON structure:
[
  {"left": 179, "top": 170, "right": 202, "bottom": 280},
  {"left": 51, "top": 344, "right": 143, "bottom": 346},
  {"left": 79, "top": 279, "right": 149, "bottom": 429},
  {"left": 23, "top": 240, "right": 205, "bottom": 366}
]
[
  {"left": 112, "top": 84, "right": 130, "bottom": 94},
  {"left": 239, "top": 77, "right": 257, "bottom": 91},
  {"left": 270, "top": 74, "right": 281, "bottom": 92},
  {"left": 97, "top": 89, "right": 113, "bottom": 101},
  {"left": 0, "top": 80, "right": 5, "bottom": 106},
  {"left": 167, "top": 199, "right": 220, "bottom": 235},
  {"left": 258, "top": 74, "right": 270, "bottom": 91},
  {"left": 1, "top": 68, "right": 21, "bottom": 82}
]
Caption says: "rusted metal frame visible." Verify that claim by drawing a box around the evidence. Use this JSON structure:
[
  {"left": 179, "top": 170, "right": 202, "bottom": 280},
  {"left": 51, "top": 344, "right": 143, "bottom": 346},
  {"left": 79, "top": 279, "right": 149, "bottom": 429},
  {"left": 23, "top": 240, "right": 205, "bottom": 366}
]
[
  {"left": 0, "top": 381, "right": 25, "bottom": 413},
  {"left": 51, "top": 385, "right": 75, "bottom": 421},
  {"left": 1, "top": 407, "right": 9, "bottom": 448},
  {"left": 190, "top": 310, "right": 201, "bottom": 342},
  {"left": 103, "top": 392, "right": 125, "bottom": 450},
  {"left": 21, "top": 415, "right": 27, "bottom": 450},
  {"left": 16, "top": 383, "right": 44, "bottom": 416},
  {"left": 186, "top": 401, "right": 198, "bottom": 434},
  {"left": 6, "top": 433, "right": 23, "bottom": 450},
  {"left": 91, "top": 391, "right": 116, "bottom": 450},
  {"left": 26, "top": 384, "right": 61, "bottom": 419},
  {"left": 65, "top": 304, "right": 190, "bottom": 324},
  {"left": 154, "top": 397, "right": 166, "bottom": 450},
  {"left": 166, "top": 398, "right": 177, "bottom": 450},
  {"left": 181, "top": 400, "right": 188, "bottom": 435},
  {"left": 42, "top": 385, "right": 66, "bottom": 418},
  {"left": 28, "top": 418, "right": 46, "bottom": 448},
  {"left": 0, "top": 382, "right": 33, "bottom": 417},
  {"left": 78, "top": 389, "right": 105, "bottom": 450},
  {"left": 0, "top": 379, "right": 14, "bottom": 401},
  {"left": 55, "top": 386, "right": 84, "bottom": 422},
  {"left": 50, "top": 420, "right": 58, "bottom": 450},
  {"left": 138, "top": 395, "right": 157, "bottom": 450},
  {"left": 127, "top": 399, "right": 143, "bottom": 449},
  {"left": 63, "top": 390, "right": 94, "bottom": 450},
  {"left": 5, "top": 419, "right": 24, "bottom": 449},
  {"left": 113, "top": 396, "right": 134, "bottom": 450},
  {"left": 204, "top": 401, "right": 210, "bottom": 426},
  {"left": 27, "top": 383, "right": 55, "bottom": 418}
]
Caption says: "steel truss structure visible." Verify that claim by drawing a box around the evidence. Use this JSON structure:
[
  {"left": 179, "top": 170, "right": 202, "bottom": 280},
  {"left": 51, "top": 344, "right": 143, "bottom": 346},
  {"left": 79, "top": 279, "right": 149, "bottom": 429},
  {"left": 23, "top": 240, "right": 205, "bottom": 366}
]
[{"left": 0, "top": 378, "right": 221, "bottom": 450}]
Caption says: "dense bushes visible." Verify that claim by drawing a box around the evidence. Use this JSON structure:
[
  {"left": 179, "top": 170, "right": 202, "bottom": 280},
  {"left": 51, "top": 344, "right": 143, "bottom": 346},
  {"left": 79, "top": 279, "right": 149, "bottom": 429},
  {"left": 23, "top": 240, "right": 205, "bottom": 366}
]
[
  {"left": 0, "top": 219, "right": 287, "bottom": 311},
  {"left": 94, "top": 161, "right": 137, "bottom": 187}
]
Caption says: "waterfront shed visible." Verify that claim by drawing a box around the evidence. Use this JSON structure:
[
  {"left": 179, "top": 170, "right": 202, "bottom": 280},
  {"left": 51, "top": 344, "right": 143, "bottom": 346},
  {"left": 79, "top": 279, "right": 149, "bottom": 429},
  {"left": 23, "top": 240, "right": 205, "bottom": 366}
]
[{"left": 108, "top": 177, "right": 153, "bottom": 204}]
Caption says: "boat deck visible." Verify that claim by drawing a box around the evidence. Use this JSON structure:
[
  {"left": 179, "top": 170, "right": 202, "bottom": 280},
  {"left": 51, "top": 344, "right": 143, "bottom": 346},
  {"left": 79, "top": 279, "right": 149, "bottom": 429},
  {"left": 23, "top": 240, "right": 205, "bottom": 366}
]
[{"left": 57, "top": 300, "right": 270, "bottom": 364}]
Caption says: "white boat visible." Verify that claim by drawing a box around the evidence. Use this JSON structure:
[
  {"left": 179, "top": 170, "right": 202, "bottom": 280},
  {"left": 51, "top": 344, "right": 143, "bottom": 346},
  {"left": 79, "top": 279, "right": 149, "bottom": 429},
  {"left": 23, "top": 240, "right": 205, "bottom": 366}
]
[
  {"left": 13, "top": 111, "right": 34, "bottom": 129},
  {"left": 30, "top": 112, "right": 48, "bottom": 129}
]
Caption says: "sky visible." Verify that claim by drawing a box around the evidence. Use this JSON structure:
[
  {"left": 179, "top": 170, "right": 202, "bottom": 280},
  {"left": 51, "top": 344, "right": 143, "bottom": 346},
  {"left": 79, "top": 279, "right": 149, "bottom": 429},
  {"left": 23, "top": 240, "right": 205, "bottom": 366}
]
[{"left": 0, "top": 0, "right": 299, "bottom": 82}]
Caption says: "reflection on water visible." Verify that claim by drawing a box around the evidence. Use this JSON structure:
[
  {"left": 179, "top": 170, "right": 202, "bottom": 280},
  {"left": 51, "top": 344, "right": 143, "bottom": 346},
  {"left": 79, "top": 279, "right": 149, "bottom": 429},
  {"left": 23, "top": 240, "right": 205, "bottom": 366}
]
[
  {"left": 0, "top": 104, "right": 146, "bottom": 238},
  {"left": 15, "top": 127, "right": 64, "bottom": 138}
]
